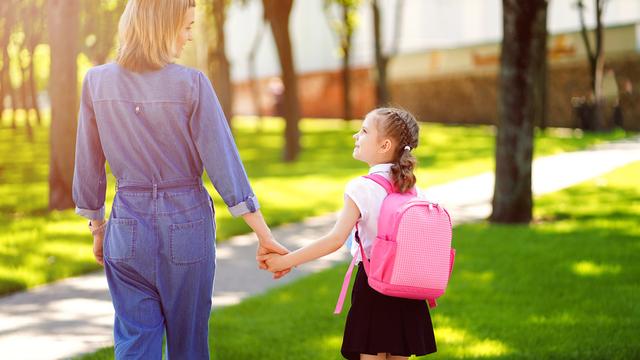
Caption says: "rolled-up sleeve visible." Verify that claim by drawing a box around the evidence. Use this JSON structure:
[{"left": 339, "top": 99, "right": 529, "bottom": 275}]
[
  {"left": 72, "top": 71, "right": 107, "bottom": 220},
  {"left": 189, "top": 72, "right": 259, "bottom": 217}
]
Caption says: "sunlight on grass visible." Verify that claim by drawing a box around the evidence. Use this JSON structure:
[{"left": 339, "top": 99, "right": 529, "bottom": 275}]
[
  {"left": 457, "top": 270, "right": 494, "bottom": 284},
  {"left": 434, "top": 317, "right": 512, "bottom": 358},
  {"left": 529, "top": 312, "right": 578, "bottom": 325},
  {"left": 572, "top": 261, "right": 622, "bottom": 277},
  {"left": 315, "top": 334, "right": 343, "bottom": 349}
]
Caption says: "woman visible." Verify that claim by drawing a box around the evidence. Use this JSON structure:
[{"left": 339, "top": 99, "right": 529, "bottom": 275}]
[{"left": 72, "top": 1, "right": 289, "bottom": 358}]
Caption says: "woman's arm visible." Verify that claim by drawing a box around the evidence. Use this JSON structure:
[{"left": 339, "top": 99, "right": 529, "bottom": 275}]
[{"left": 260, "top": 196, "right": 361, "bottom": 272}]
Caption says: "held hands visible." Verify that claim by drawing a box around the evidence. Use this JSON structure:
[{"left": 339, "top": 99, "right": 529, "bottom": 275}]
[
  {"left": 256, "top": 234, "right": 292, "bottom": 279},
  {"left": 257, "top": 252, "right": 290, "bottom": 273}
]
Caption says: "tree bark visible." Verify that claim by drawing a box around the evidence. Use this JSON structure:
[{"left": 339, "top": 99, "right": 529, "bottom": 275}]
[
  {"left": 491, "top": 0, "right": 548, "bottom": 224},
  {"left": 263, "top": 0, "right": 300, "bottom": 162},
  {"left": 48, "top": 0, "right": 79, "bottom": 210}
]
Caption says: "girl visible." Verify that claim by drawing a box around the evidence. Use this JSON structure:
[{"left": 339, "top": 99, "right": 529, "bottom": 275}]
[
  {"left": 261, "top": 108, "right": 437, "bottom": 359},
  {"left": 72, "top": 1, "right": 289, "bottom": 358}
]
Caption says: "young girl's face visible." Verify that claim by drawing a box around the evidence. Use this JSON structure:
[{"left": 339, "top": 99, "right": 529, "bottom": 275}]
[
  {"left": 175, "top": 7, "right": 195, "bottom": 58},
  {"left": 353, "top": 113, "right": 391, "bottom": 166}
]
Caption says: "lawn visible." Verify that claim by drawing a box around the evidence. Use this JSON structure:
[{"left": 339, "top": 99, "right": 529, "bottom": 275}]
[
  {"left": 0, "top": 111, "right": 633, "bottom": 296},
  {"left": 78, "top": 161, "right": 640, "bottom": 359}
]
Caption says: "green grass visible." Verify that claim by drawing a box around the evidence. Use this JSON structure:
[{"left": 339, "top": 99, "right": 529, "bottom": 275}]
[
  {"left": 78, "top": 161, "right": 640, "bottom": 359},
  {"left": 210, "top": 161, "right": 640, "bottom": 360},
  {"left": 0, "top": 110, "right": 633, "bottom": 296}
]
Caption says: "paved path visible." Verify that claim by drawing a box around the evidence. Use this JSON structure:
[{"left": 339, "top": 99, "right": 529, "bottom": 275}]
[{"left": 1, "top": 136, "right": 638, "bottom": 360}]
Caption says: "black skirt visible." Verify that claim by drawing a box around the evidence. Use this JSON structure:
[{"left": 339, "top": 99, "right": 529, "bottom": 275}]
[{"left": 341, "top": 263, "right": 437, "bottom": 360}]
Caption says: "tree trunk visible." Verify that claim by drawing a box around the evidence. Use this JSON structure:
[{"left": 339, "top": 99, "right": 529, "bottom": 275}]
[
  {"left": 208, "top": 0, "right": 233, "bottom": 126},
  {"left": 372, "top": 0, "right": 389, "bottom": 107},
  {"left": 532, "top": 3, "right": 548, "bottom": 130},
  {"left": 491, "top": 0, "right": 547, "bottom": 224},
  {"left": 2, "top": 36, "right": 15, "bottom": 128},
  {"left": 48, "top": 0, "right": 79, "bottom": 211},
  {"left": 263, "top": 0, "right": 300, "bottom": 162},
  {"left": 577, "top": 0, "right": 607, "bottom": 130},
  {"left": 28, "top": 47, "right": 42, "bottom": 126},
  {"left": 20, "top": 62, "right": 34, "bottom": 141},
  {"left": 341, "top": 3, "right": 352, "bottom": 121},
  {"left": 248, "top": 20, "right": 267, "bottom": 130}
]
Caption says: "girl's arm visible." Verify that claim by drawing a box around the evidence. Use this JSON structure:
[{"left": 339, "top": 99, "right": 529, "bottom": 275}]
[{"left": 260, "top": 196, "right": 361, "bottom": 272}]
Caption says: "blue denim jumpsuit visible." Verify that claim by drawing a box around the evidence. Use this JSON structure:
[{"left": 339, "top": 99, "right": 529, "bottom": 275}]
[{"left": 72, "top": 63, "right": 259, "bottom": 359}]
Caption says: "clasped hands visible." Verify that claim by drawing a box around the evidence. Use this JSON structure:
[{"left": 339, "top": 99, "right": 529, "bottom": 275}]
[{"left": 256, "top": 234, "right": 293, "bottom": 279}]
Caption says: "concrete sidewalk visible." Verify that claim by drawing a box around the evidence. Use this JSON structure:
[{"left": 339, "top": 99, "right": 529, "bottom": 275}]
[{"left": 1, "top": 136, "right": 639, "bottom": 360}]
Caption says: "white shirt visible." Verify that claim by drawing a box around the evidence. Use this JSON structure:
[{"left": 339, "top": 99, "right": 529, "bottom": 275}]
[{"left": 344, "top": 163, "right": 426, "bottom": 262}]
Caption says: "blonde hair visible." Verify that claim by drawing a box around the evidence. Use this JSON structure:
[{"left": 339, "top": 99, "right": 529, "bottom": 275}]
[{"left": 116, "top": 0, "right": 195, "bottom": 72}]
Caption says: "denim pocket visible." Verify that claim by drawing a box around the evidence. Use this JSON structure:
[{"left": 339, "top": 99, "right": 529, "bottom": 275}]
[
  {"left": 105, "top": 218, "right": 137, "bottom": 261},
  {"left": 169, "top": 218, "right": 206, "bottom": 265}
]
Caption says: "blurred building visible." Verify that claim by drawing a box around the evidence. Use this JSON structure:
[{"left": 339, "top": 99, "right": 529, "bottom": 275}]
[{"left": 206, "top": 0, "right": 640, "bottom": 129}]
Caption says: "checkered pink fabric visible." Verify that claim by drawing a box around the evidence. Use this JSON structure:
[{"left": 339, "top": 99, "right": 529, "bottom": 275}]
[{"left": 334, "top": 174, "right": 455, "bottom": 314}]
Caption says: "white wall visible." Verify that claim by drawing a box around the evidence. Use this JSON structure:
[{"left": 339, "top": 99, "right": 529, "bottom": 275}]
[{"left": 224, "top": 0, "right": 640, "bottom": 81}]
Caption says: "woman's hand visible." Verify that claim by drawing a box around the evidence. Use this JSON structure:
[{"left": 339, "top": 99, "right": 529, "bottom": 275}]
[
  {"left": 256, "top": 235, "right": 291, "bottom": 279},
  {"left": 89, "top": 219, "right": 107, "bottom": 266}
]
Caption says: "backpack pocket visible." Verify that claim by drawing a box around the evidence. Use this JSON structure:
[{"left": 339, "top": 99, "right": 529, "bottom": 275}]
[{"left": 369, "top": 236, "right": 397, "bottom": 283}]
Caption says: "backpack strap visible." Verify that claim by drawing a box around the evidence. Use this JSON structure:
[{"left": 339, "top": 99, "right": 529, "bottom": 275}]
[
  {"left": 334, "top": 223, "right": 369, "bottom": 314},
  {"left": 363, "top": 174, "right": 417, "bottom": 195},
  {"left": 334, "top": 250, "right": 359, "bottom": 314},
  {"left": 364, "top": 174, "right": 394, "bottom": 193}
]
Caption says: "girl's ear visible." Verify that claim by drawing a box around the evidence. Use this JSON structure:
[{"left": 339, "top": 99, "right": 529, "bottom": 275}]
[{"left": 379, "top": 139, "right": 393, "bottom": 154}]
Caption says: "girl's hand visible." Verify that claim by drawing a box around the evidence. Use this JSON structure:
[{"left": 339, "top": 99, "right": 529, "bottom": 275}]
[{"left": 259, "top": 253, "right": 290, "bottom": 274}]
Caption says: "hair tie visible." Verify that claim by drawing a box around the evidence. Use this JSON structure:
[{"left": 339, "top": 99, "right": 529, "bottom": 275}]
[{"left": 404, "top": 145, "right": 411, "bottom": 151}]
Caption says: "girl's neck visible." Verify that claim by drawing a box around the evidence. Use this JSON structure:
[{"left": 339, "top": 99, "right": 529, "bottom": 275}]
[{"left": 367, "top": 162, "right": 393, "bottom": 169}]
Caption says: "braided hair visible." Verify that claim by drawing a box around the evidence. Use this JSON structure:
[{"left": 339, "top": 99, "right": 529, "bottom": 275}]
[{"left": 374, "top": 107, "right": 419, "bottom": 193}]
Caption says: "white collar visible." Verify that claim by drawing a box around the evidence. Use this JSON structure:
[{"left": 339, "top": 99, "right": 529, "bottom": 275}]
[{"left": 368, "top": 163, "right": 393, "bottom": 174}]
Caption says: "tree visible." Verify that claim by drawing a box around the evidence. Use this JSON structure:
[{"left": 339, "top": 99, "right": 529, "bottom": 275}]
[
  {"left": 248, "top": 15, "right": 267, "bottom": 129},
  {"left": 576, "top": 0, "right": 607, "bottom": 101},
  {"left": 206, "top": 0, "right": 234, "bottom": 124},
  {"left": 80, "top": 0, "right": 125, "bottom": 66},
  {"left": 0, "top": 0, "right": 17, "bottom": 127},
  {"left": 21, "top": 0, "right": 46, "bottom": 128},
  {"left": 533, "top": 4, "right": 548, "bottom": 130},
  {"left": 576, "top": 0, "right": 608, "bottom": 129},
  {"left": 490, "top": 0, "right": 548, "bottom": 224},
  {"left": 324, "top": 0, "right": 360, "bottom": 121},
  {"left": 371, "top": 0, "right": 404, "bottom": 107},
  {"left": 262, "top": 0, "right": 300, "bottom": 162},
  {"left": 47, "top": 0, "right": 80, "bottom": 210}
]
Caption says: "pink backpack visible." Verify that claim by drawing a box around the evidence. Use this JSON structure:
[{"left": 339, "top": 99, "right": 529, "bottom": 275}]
[{"left": 334, "top": 174, "right": 455, "bottom": 314}]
